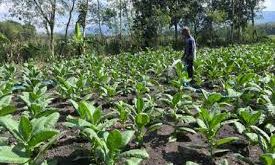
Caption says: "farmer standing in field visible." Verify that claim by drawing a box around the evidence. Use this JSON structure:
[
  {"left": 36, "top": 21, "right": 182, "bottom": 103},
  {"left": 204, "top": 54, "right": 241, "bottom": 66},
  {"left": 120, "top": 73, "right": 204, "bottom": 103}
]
[{"left": 182, "top": 27, "right": 196, "bottom": 84}]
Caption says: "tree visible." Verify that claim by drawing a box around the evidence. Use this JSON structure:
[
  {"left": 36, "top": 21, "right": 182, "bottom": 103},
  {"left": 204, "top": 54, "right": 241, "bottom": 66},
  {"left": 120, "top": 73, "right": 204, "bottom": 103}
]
[
  {"left": 60, "top": 0, "right": 77, "bottom": 56},
  {"left": 166, "top": 0, "right": 189, "bottom": 43},
  {"left": 246, "top": 0, "right": 264, "bottom": 39},
  {"left": 96, "top": 0, "right": 103, "bottom": 38},
  {"left": 77, "top": 0, "right": 89, "bottom": 38},
  {"left": 132, "top": 0, "right": 166, "bottom": 48},
  {"left": 10, "top": 0, "right": 60, "bottom": 56}
]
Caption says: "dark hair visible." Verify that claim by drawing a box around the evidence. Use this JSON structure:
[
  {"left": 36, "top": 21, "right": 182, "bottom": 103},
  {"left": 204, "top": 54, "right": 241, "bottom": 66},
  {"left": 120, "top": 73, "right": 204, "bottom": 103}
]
[{"left": 182, "top": 27, "right": 191, "bottom": 36}]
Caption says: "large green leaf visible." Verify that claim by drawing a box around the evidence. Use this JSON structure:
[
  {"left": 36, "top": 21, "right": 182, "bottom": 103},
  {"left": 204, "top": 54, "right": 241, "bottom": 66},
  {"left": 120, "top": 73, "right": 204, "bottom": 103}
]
[
  {"left": 78, "top": 101, "right": 95, "bottom": 123},
  {"left": 215, "top": 137, "right": 239, "bottom": 147},
  {"left": 82, "top": 128, "right": 102, "bottom": 145},
  {"left": 121, "top": 130, "right": 135, "bottom": 147},
  {"left": 207, "top": 93, "right": 223, "bottom": 105},
  {"left": 260, "top": 153, "right": 275, "bottom": 165},
  {"left": 270, "top": 135, "right": 275, "bottom": 152},
  {"left": 64, "top": 115, "right": 92, "bottom": 129},
  {"left": 172, "top": 93, "right": 182, "bottom": 107},
  {"left": 107, "top": 129, "right": 123, "bottom": 151},
  {"left": 147, "top": 123, "right": 162, "bottom": 133},
  {"left": 31, "top": 112, "right": 59, "bottom": 134},
  {"left": 210, "top": 113, "right": 228, "bottom": 129},
  {"left": 0, "top": 116, "right": 21, "bottom": 142},
  {"left": 0, "top": 95, "right": 12, "bottom": 107},
  {"left": 120, "top": 149, "right": 149, "bottom": 159},
  {"left": 19, "top": 116, "right": 32, "bottom": 142},
  {"left": 233, "top": 121, "right": 246, "bottom": 134},
  {"left": 0, "top": 105, "right": 16, "bottom": 116},
  {"left": 92, "top": 108, "right": 102, "bottom": 125},
  {"left": 125, "top": 157, "right": 143, "bottom": 165},
  {"left": 136, "top": 97, "right": 144, "bottom": 113},
  {"left": 0, "top": 146, "right": 30, "bottom": 164},
  {"left": 28, "top": 130, "right": 59, "bottom": 149},
  {"left": 135, "top": 113, "right": 150, "bottom": 129},
  {"left": 249, "top": 111, "right": 261, "bottom": 125}
]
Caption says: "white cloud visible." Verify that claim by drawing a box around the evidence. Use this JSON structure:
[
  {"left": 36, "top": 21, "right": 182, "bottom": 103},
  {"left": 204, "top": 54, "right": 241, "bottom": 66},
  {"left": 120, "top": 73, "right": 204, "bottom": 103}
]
[
  {"left": 0, "top": 2, "right": 12, "bottom": 19},
  {"left": 263, "top": 0, "right": 275, "bottom": 11}
]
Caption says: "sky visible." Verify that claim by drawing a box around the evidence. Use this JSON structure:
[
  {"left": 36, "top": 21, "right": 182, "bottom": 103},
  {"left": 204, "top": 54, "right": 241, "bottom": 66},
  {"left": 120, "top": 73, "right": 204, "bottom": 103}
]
[
  {"left": 264, "top": 0, "right": 275, "bottom": 11},
  {"left": 1, "top": 0, "right": 274, "bottom": 17},
  {"left": 0, "top": 0, "right": 274, "bottom": 33}
]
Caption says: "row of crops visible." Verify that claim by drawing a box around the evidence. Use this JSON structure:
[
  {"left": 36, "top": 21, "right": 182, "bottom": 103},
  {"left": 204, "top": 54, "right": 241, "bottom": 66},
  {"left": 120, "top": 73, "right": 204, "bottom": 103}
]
[{"left": 0, "top": 42, "right": 274, "bottom": 165}]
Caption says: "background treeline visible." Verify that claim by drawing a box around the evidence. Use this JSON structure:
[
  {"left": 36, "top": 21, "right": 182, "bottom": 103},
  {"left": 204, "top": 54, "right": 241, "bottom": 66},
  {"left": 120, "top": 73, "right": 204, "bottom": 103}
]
[{"left": 0, "top": 0, "right": 274, "bottom": 62}]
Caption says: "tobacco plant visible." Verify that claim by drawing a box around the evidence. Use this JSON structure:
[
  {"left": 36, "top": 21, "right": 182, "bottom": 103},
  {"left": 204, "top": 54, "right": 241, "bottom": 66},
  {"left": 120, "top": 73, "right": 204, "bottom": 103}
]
[{"left": 0, "top": 112, "right": 60, "bottom": 164}]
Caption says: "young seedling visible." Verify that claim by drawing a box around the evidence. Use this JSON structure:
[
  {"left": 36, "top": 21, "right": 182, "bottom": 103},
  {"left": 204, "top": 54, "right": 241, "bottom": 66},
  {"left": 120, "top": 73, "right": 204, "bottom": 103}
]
[
  {"left": 115, "top": 101, "right": 130, "bottom": 126},
  {"left": 196, "top": 108, "right": 239, "bottom": 160},
  {"left": 160, "top": 92, "right": 196, "bottom": 142}
]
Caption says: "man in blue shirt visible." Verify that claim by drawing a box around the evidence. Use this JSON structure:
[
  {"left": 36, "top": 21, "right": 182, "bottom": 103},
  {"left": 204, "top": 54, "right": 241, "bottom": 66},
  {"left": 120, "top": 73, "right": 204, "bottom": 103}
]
[{"left": 182, "top": 27, "right": 196, "bottom": 83}]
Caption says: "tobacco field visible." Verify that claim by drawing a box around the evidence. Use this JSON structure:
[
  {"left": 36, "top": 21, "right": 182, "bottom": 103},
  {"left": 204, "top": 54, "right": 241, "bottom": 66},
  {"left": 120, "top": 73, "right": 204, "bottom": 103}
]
[{"left": 0, "top": 42, "right": 274, "bottom": 165}]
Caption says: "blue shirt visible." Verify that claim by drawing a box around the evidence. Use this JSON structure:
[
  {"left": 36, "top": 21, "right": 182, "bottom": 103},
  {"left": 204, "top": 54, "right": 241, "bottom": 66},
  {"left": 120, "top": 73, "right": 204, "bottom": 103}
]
[{"left": 184, "top": 36, "right": 196, "bottom": 61}]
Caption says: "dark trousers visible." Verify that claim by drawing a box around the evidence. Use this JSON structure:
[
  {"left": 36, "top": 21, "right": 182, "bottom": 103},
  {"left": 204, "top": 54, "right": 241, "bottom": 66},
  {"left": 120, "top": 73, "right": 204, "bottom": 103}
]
[{"left": 185, "top": 59, "right": 194, "bottom": 79}]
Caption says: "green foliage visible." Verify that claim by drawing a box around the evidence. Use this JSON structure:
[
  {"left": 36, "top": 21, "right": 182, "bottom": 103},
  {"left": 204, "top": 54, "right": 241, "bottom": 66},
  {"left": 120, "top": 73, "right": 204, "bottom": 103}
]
[
  {"left": 83, "top": 129, "right": 149, "bottom": 165},
  {"left": 196, "top": 108, "right": 239, "bottom": 158},
  {"left": 0, "top": 113, "right": 60, "bottom": 164}
]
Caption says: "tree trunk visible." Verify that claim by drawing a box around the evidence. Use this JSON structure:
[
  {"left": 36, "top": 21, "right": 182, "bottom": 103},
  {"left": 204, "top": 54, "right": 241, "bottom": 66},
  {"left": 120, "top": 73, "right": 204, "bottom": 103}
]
[
  {"left": 194, "top": 19, "right": 198, "bottom": 37},
  {"left": 49, "top": 0, "right": 56, "bottom": 57},
  {"left": 83, "top": 0, "right": 89, "bottom": 38},
  {"left": 97, "top": 0, "right": 103, "bottom": 39},
  {"left": 231, "top": 0, "right": 235, "bottom": 43},
  {"left": 174, "top": 21, "right": 178, "bottom": 43},
  {"left": 125, "top": 0, "right": 132, "bottom": 38},
  {"left": 61, "top": 0, "right": 76, "bottom": 56},
  {"left": 49, "top": 23, "right": 55, "bottom": 57},
  {"left": 119, "top": 0, "right": 122, "bottom": 40},
  {"left": 251, "top": 7, "right": 257, "bottom": 40}
]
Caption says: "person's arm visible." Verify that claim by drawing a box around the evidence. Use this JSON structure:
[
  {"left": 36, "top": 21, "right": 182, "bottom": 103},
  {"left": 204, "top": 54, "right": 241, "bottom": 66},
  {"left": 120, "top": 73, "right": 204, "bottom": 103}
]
[{"left": 187, "top": 39, "right": 194, "bottom": 60}]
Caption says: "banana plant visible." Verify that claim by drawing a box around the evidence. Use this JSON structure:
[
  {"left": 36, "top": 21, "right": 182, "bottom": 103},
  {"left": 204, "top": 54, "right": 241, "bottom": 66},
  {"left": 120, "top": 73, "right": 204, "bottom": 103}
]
[
  {"left": 71, "top": 23, "right": 85, "bottom": 55},
  {"left": 0, "top": 112, "right": 60, "bottom": 165},
  {"left": 196, "top": 108, "right": 239, "bottom": 159},
  {"left": 83, "top": 129, "right": 149, "bottom": 165}
]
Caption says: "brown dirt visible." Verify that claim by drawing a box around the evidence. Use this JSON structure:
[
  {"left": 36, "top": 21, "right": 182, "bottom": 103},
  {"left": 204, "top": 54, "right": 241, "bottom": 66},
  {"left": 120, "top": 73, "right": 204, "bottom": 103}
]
[{"left": 1, "top": 88, "right": 263, "bottom": 165}]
